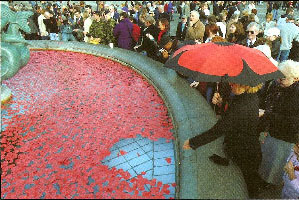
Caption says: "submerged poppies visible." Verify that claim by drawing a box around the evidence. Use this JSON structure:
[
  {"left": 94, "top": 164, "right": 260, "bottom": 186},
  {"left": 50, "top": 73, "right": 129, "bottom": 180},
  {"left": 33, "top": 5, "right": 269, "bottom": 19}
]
[{"left": 1, "top": 51, "right": 175, "bottom": 199}]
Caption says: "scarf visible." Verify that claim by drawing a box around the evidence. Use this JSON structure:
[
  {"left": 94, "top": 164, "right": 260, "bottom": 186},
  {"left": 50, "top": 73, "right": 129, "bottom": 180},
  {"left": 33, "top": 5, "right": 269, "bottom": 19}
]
[{"left": 158, "top": 29, "right": 167, "bottom": 43}]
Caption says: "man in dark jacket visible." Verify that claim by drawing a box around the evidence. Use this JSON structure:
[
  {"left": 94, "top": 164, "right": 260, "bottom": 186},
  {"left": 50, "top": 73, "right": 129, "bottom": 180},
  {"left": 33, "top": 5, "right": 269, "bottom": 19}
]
[
  {"left": 135, "top": 15, "right": 159, "bottom": 60},
  {"left": 43, "top": 12, "right": 59, "bottom": 40},
  {"left": 239, "top": 22, "right": 260, "bottom": 48},
  {"left": 176, "top": 15, "right": 188, "bottom": 41}
]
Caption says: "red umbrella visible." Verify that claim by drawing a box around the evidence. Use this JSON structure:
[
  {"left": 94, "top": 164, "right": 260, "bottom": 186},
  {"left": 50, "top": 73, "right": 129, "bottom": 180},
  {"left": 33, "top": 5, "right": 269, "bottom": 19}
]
[{"left": 164, "top": 42, "right": 284, "bottom": 86}]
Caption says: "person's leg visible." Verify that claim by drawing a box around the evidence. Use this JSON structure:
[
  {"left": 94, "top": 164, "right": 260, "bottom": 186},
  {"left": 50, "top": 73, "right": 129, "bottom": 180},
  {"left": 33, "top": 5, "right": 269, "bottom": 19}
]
[
  {"left": 54, "top": 33, "right": 59, "bottom": 41},
  {"left": 70, "top": 34, "right": 77, "bottom": 41},
  {"left": 41, "top": 36, "right": 49, "bottom": 40},
  {"left": 49, "top": 33, "right": 55, "bottom": 40},
  {"left": 61, "top": 33, "right": 68, "bottom": 41},
  {"left": 279, "top": 50, "right": 290, "bottom": 62}
]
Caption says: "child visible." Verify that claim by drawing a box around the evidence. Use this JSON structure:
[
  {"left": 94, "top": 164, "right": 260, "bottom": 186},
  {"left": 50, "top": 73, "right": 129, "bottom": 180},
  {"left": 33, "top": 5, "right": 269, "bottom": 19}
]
[{"left": 282, "top": 140, "right": 299, "bottom": 199}]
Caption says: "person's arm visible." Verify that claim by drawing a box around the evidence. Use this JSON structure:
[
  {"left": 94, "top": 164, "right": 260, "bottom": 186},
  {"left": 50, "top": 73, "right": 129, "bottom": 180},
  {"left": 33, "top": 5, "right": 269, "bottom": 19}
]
[{"left": 189, "top": 111, "right": 233, "bottom": 150}]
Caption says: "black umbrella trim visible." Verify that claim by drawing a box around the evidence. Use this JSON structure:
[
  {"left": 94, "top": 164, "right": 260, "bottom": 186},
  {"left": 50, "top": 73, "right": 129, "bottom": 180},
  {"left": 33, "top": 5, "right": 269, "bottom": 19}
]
[{"left": 226, "top": 59, "right": 285, "bottom": 87}]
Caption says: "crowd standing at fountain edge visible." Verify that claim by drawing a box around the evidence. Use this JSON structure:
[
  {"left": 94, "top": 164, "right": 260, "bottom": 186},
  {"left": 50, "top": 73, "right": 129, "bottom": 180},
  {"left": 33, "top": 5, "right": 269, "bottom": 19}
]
[{"left": 2, "top": 0, "right": 299, "bottom": 198}]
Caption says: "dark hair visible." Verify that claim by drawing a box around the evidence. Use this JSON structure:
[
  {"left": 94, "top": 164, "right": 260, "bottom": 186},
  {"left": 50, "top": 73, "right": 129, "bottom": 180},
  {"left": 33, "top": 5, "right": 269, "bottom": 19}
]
[
  {"left": 251, "top": 9, "right": 257, "bottom": 15},
  {"left": 158, "top": 18, "right": 170, "bottom": 30},
  {"left": 129, "top": 16, "right": 137, "bottom": 24},
  {"left": 85, "top": 5, "right": 92, "bottom": 9},
  {"left": 205, "top": 24, "right": 219, "bottom": 36},
  {"left": 208, "top": 15, "right": 217, "bottom": 24},
  {"left": 120, "top": 12, "right": 128, "bottom": 19}
]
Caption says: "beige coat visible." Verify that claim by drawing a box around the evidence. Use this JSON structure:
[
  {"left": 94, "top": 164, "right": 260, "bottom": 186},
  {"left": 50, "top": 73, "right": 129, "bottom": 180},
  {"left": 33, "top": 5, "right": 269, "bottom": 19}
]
[{"left": 185, "top": 20, "right": 205, "bottom": 42}]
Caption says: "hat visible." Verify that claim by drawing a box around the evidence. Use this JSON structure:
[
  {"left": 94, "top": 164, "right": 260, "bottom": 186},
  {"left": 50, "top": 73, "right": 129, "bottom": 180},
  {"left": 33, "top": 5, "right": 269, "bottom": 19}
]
[
  {"left": 286, "top": 14, "right": 295, "bottom": 20},
  {"left": 182, "top": 15, "right": 187, "bottom": 19},
  {"left": 254, "top": 45, "right": 278, "bottom": 66},
  {"left": 264, "top": 27, "right": 280, "bottom": 37}
]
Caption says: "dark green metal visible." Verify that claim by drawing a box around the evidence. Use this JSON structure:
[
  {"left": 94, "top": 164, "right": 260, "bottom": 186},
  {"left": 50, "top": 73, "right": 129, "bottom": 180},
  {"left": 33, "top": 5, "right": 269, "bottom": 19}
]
[{"left": 1, "top": 4, "right": 33, "bottom": 103}]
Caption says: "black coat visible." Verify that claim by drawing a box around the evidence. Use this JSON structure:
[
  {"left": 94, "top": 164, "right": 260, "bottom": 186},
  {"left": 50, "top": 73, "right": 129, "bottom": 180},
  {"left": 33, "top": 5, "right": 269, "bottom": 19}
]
[
  {"left": 258, "top": 81, "right": 299, "bottom": 143},
  {"left": 189, "top": 93, "right": 261, "bottom": 158},
  {"left": 44, "top": 17, "right": 59, "bottom": 33},
  {"left": 176, "top": 21, "right": 188, "bottom": 41},
  {"left": 136, "top": 24, "right": 160, "bottom": 60},
  {"left": 289, "top": 40, "right": 299, "bottom": 62},
  {"left": 189, "top": 92, "right": 264, "bottom": 194}
]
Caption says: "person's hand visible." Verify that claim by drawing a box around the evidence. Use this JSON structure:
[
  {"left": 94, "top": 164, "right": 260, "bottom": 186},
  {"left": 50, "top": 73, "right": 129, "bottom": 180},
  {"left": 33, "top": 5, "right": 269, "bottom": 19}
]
[
  {"left": 284, "top": 160, "right": 296, "bottom": 180},
  {"left": 194, "top": 39, "right": 201, "bottom": 44},
  {"left": 183, "top": 139, "right": 191, "bottom": 150},
  {"left": 259, "top": 109, "right": 265, "bottom": 117},
  {"left": 146, "top": 33, "right": 154, "bottom": 40},
  {"left": 259, "top": 132, "right": 268, "bottom": 144},
  {"left": 212, "top": 92, "right": 222, "bottom": 105},
  {"left": 190, "top": 81, "right": 199, "bottom": 88}
]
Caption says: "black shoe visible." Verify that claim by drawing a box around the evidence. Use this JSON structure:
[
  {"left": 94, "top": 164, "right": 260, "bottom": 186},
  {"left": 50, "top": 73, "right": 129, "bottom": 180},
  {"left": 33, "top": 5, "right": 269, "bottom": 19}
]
[{"left": 209, "top": 154, "right": 229, "bottom": 166}]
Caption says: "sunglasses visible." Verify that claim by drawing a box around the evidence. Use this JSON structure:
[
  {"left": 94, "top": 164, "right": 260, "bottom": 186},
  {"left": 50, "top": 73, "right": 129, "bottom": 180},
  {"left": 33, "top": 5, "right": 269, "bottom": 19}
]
[{"left": 246, "top": 31, "right": 255, "bottom": 34}]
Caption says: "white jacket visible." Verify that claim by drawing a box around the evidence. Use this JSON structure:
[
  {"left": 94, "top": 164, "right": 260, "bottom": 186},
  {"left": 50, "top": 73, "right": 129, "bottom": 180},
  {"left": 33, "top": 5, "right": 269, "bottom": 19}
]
[{"left": 38, "top": 14, "right": 48, "bottom": 36}]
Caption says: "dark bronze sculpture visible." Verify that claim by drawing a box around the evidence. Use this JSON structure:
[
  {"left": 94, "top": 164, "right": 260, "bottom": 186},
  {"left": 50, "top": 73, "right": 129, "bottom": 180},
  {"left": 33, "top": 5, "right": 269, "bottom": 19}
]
[{"left": 1, "top": 4, "right": 33, "bottom": 103}]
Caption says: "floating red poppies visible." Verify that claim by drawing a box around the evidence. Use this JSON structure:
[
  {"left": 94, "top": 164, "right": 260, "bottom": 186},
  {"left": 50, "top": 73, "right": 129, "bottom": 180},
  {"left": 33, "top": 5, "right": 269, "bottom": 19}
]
[{"left": 1, "top": 51, "right": 175, "bottom": 199}]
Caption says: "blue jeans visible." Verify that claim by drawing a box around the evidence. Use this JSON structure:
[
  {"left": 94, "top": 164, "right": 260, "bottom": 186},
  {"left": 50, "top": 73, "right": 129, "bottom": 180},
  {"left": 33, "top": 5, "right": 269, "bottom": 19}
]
[
  {"left": 277, "top": 50, "right": 290, "bottom": 62},
  {"left": 41, "top": 36, "right": 49, "bottom": 40},
  {"left": 272, "top": 9, "right": 278, "bottom": 21},
  {"left": 49, "top": 33, "right": 59, "bottom": 41}
]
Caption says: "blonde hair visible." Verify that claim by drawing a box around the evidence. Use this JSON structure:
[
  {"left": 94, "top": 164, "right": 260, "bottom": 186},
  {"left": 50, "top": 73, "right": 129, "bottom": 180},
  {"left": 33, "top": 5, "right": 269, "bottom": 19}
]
[
  {"left": 278, "top": 60, "right": 299, "bottom": 79},
  {"left": 231, "top": 83, "right": 263, "bottom": 94}
]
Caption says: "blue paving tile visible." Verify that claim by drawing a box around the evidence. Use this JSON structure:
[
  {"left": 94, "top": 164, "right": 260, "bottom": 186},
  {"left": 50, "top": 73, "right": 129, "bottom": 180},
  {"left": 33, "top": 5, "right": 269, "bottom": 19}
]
[
  {"left": 141, "top": 170, "right": 153, "bottom": 180},
  {"left": 154, "top": 156, "right": 175, "bottom": 167},
  {"left": 119, "top": 142, "right": 140, "bottom": 153},
  {"left": 122, "top": 148, "right": 145, "bottom": 161},
  {"left": 103, "top": 148, "right": 120, "bottom": 161},
  {"left": 145, "top": 151, "right": 154, "bottom": 159},
  {"left": 154, "top": 165, "right": 175, "bottom": 176},
  {"left": 127, "top": 169, "right": 137, "bottom": 178},
  {"left": 153, "top": 173, "right": 176, "bottom": 184},
  {"left": 136, "top": 137, "right": 152, "bottom": 147},
  {"left": 153, "top": 149, "right": 174, "bottom": 159},
  {"left": 115, "top": 162, "right": 132, "bottom": 172},
  {"left": 128, "top": 154, "right": 150, "bottom": 167},
  {"left": 153, "top": 138, "right": 168, "bottom": 145},
  {"left": 168, "top": 185, "right": 176, "bottom": 195},
  {"left": 116, "top": 138, "right": 136, "bottom": 148},
  {"left": 154, "top": 142, "right": 174, "bottom": 152},
  {"left": 135, "top": 134, "right": 144, "bottom": 141},
  {"left": 132, "top": 160, "right": 153, "bottom": 174},
  {"left": 140, "top": 143, "right": 153, "bottom": 153},
  {"left": 106, "top": 156, "right": 127, "bottom": 168},
  {"left": 164, "top": 194, "right": 176, "bottom": 199}
]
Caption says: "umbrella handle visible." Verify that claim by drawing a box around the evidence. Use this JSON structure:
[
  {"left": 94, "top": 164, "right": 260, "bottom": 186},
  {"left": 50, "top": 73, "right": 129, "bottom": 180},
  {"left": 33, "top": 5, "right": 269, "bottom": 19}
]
[{"left": 213, "top": 83, "right": 219, "bottom": 113}]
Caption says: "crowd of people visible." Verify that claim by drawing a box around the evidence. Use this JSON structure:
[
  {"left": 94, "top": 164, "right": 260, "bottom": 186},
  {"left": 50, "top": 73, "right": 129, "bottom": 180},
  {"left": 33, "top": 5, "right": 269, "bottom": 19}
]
[{"left": 4, "top": 1, "right": 299, "bottom": 199}]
